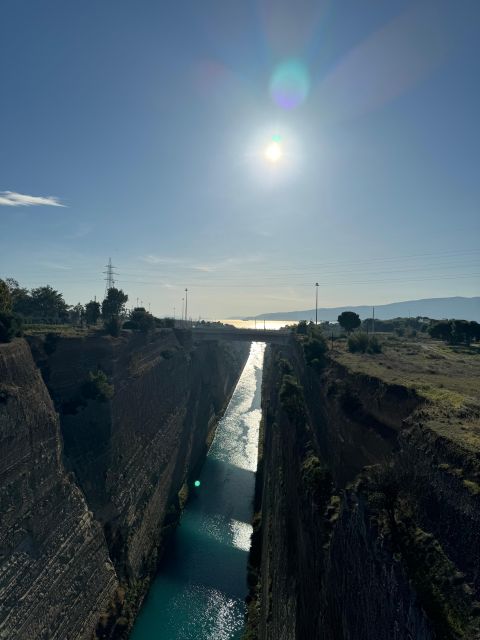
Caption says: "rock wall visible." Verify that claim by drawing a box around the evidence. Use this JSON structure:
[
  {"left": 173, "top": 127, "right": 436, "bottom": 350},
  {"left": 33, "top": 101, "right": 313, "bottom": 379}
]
[
  {"left": 248, "top": 341, "right": 480, "bottom": 640},
  {"left": 29, "top": 328, "right": 250, "bottom": 636},
  {"left": 0, "top": 330, "right": 249, "bottom": 640},
  {"left": 0, "top": 339, "right": 118, "bottom": 640}
]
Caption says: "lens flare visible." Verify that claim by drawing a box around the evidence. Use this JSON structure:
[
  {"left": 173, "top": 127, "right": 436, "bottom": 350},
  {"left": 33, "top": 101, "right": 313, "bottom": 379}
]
[
  {"left": 194, "top": 480, "right": 201, "bottom": 487},
  {"left": 270, "top": 59, "right": 310, "bottom": 110}
]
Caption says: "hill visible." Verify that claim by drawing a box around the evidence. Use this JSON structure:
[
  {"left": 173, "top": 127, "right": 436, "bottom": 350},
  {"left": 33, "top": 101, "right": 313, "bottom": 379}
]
[{"left": 243, "top": 296, "right": 480, "bottom": 322}]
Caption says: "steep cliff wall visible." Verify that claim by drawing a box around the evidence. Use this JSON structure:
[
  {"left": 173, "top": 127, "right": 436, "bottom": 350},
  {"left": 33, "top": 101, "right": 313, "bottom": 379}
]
[
  {"left": 248, "top": 340, "right": 480, "bottom": 640},
  {"left": 0, "top": 339, "right": 118, "bottom": 640},
  {"left": 29, "top": 328, "right": 250, "bottom": 636}
]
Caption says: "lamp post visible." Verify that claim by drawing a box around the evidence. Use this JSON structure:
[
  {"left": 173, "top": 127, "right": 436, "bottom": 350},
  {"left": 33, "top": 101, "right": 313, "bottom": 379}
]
[
  {"left": 181, "top": 298, "right": 184, "bottom": 322},
  {"left": 315, "top": 282, "right": 319, "bottom": 325},
  {"left": 185, "top": 288, "right": 188, "bottom": 325}
]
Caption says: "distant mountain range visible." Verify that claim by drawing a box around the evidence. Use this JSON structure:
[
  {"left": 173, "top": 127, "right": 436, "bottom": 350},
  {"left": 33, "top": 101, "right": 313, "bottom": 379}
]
[{"left": 243, "top": 297, "right": 480, "bottom": 323}]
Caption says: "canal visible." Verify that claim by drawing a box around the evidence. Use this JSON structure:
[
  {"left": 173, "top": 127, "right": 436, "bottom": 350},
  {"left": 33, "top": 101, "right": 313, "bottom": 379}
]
[{"left": 130, "top": 341, "right": 265, "bottom": 640}]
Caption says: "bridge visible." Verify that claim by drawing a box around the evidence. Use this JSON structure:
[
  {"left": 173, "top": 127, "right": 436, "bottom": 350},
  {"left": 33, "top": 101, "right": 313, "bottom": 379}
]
[{"left": 190, "top": 326, "right": 292, "bottom": 344}]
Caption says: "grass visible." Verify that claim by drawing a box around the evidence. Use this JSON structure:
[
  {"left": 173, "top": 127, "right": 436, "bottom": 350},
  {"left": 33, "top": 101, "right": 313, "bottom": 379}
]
[
  {"left": 23, "top": 323, "right": 96, "bottom": 336},
  {"left": 331, "top": 334, "right": 480, "bottom": 451}
]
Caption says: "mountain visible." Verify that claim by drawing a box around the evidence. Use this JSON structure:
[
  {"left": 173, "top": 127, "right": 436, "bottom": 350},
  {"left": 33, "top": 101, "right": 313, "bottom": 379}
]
[{"left": 243, "top": 296, "right": 480, "bottom": 322}]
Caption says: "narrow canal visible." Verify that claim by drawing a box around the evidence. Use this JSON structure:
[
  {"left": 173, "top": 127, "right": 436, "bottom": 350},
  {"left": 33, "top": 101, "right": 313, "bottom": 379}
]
[{"left": 131, "top": 342, "right": 265, "bottom": 640}]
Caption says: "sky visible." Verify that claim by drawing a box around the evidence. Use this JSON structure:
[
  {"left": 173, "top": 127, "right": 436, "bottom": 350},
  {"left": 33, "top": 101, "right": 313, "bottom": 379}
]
[{"left": 0, "top": 0, "right": 479, "bottom": 319}]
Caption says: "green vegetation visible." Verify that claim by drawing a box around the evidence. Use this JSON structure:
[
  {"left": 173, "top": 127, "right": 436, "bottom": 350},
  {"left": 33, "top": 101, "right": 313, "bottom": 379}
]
[
  {"left": 123, "top": 307, "right": 155, "bottom": 332},
  {"left": 0, "top": 278, "right": 12, "bottom": 312},
  {"left": 85, "top": 300, "right": 101, "bottom": 325},
  {"left": 101, "top": 287, "right": 128, "bottom": 320},
  {"left": 337, "top": 311, "right": 361, "bottom": 333},
  {"left": 301, "top": 453, "right": 332, "bottom": 499},
  {"left": 429, "top": 319, "right": 480, "bottom": 346},
  {"left": 0, "top": 311, "right": 23, "bottom": 343},
  {"left": 104, "top": 316, "right": 122, "bottom": 337},
  {"left": 81, "top": 370, "right": 114, "bottom": 402},
  {"left": 333, "top": 333, "right": 480, "bottom": 451},
  {"left": 294, "top": 321, "right": 328, "bottom": 371},
  {"left": 279, "top": 374, "right": 306, "bottom": 423},
  {"left": 347, "top": 332, "right": 382, "bottom": 354}
]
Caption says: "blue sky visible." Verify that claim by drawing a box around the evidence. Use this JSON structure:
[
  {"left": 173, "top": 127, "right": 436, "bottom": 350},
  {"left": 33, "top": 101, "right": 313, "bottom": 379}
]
[{"left": 1, "top": 0, "right": 479, "bottom": 318}]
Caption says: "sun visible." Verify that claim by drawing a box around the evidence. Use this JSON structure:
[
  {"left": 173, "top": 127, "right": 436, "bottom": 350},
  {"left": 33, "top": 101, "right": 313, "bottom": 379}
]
[{"left": 264, "top": 141, "right": 283, "bottom": 163}]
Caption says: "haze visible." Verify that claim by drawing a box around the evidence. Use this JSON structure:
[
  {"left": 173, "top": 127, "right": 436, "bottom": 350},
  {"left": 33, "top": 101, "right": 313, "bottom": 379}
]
[{"left": 1, "top": 0, "right": 479, "bottom": 318}]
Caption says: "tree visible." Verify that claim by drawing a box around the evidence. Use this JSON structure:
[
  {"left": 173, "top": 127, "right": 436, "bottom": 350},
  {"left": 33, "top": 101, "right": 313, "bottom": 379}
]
[
  {"left": 85, "top": 300, "right": 101, "bottom": 325},
  {"left": 428, "top": 321, "right": 452, "bottom": 342},
  {"left": 29, "top": 285, "right": 68, "bottom": 321},
  {"left": 102, "top": 288, "right": 128, "bottom": 319},
  {"left": 69, "top": 303, "right": 84, "bottom": 325},
  {"left": 0, "top": 311, "right": 23, "bottom": 343},
  {"left": 124, "top": 307, "right": 155, "bottom": 333},
  {"left": 0, "top": 279, "right": 12, "bottom": 312},
  {"left": 338, "top": 311, "right": 361, "bottom": 334},
  {"left": 81, "top": 370, "right": 114, "bottom": 402},
  {"left": 7, "top": 281, "right": 32, "bottom": 316},
  {"left": 104, "top": 316, "right": 122, "bottom": 337}
]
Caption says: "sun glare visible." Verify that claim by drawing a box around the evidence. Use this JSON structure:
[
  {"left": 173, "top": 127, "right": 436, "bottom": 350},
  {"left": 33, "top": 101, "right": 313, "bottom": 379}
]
[{"left": 264, "top": 141, "right": 282, "bottom": 163}]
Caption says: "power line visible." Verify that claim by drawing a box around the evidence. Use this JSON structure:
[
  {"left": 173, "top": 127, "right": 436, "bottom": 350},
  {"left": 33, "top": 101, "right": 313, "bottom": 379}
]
[{"left": 103, "top": 258, "right": 118, "bottom": 297}]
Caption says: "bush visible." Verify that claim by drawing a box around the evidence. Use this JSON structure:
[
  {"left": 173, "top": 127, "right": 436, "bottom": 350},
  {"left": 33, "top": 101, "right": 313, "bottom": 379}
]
[
  {"left": 367, "top": 335, "right": 382, "bottom": 353},
  {"left": 81, "top": 370, "right": 114, "bottom": 402},
  {"left": 279, "top": 374, "right": 306, "bottom": 423},
  {"left": 348, "top": 332, "right": 382, "bottom": 354},
  {"left": 104, "top": 317, "right": 122, "bottom": 337},
  {"left": 0, "top": 312, "right": 23, "bottom": 343},
  {"left": 127, "top": 307, "right": 156, "bottom": 333},
  {"left": 347, "top": 332, "right": 369, "bottom": 353}
]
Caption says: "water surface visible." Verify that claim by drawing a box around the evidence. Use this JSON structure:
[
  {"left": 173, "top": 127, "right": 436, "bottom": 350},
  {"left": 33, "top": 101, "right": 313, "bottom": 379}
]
[{"left": 131, "top": 342, "right": 265, "bottom": 640}]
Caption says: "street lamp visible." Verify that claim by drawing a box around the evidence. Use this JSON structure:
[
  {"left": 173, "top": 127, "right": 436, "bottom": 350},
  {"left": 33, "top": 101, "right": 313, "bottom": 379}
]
[
  {"left": 185, "top": 288, "right": 188, "bottom": 325},
  {"left": 315, "top": 282, "right": 319, "bottom": 325}
]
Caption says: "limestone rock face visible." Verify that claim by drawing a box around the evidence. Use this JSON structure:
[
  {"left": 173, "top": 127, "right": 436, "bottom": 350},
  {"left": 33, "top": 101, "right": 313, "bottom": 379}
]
[
  {"left": 0, "top": 339, "right": 118, "bottom": 640},
  {"left": 33, "top": 330, "right": 249, "bottom": 583},
  {"left": 249, "top": 343, "right": 480, "bottom": 640}
]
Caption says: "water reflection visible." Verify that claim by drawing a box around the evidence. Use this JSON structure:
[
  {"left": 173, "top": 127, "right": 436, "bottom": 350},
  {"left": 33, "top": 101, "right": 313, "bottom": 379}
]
[{"left": 131, "top": 342, "right": 265, "bottom": 640}]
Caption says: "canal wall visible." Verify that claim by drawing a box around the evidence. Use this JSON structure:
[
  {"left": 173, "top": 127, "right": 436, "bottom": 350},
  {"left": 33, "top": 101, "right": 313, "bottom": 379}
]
[
  {"left": 247, "top": 338, "right": 480, "bottom": 639},
  {"left": 0, "top": 331, "right": 249, "bottom": 640}
]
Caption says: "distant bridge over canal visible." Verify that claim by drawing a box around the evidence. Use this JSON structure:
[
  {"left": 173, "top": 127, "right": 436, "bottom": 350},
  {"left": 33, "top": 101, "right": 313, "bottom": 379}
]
[{"left": 190, "top": 326, "right": 292, "bottom": 344}]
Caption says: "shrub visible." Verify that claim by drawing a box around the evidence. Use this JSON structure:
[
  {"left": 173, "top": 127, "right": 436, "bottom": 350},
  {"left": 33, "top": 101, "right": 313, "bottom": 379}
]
[
  {"left": 301, "top": 454, "right": 333, "bottom": 500},
  {"left": 347, "top": 332, "right": 369, "bottom": 353},
  {"left": 104, "top": 317, "right": 122, "bottom": 337},
  {"left": 367, "top": 335, "right": 382, "bottom": 353},
  {"left": 279, "top": 374, "right": 306, "bottom": 423},
  {"left": 81, "top": 370, "right": 114, "bottom": 402},
  {"left": 127, "top": 307, "right": 156, "bottom": 333},
  {"left": 300, "top": 324, "right": 327, "bottom": 371},
  {"left": 0, "top": 312, "right": 23, "bottom": 343}
]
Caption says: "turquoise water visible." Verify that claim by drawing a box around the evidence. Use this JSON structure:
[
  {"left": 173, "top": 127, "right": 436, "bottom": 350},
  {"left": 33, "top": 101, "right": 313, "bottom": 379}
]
[{"left": 130, "top": 342, "right": 265, "bottom": 640}]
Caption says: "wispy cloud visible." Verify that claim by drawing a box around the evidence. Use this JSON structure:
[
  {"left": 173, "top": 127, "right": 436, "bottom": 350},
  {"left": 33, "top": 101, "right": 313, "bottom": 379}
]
[
  {"left": 0, "top": 191, "right": 66, "bottom": 207},
  {"left": 193, "top": 255, "right": 265, "bottom": 273},
  {"left": 37, "top": 261, "right": 72, "bottom": 271},
  {"left": 141, "top": 254, "right": 184, "bottom": 265}
]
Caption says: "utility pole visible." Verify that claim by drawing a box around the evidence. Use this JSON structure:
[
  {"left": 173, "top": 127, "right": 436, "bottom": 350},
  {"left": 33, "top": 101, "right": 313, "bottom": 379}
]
[
  {"left": 372, "top": 306, "right": 375, "bottom": 335},
  {"left": 315, "top": 282, "right": 319, "bottom": 325},
  {"left": 185, "top": 288, "right": 188, "bottom": 325},
  {"left": 173, "top": 306, "right": 176, "bottom": 320}
]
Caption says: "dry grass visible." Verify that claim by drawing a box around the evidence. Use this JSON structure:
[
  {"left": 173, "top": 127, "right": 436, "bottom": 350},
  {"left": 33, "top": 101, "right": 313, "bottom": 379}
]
[{"left": 331, "top": 334, "right": 480, "bottom": 451}]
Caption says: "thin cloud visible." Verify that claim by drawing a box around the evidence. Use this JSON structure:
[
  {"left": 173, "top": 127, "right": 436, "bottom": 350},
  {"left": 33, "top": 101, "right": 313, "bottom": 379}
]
[
  {"left": 141, "top": 254, "right": 184, "bottom": 265},
  {"left": 0, "top": 191, "right": 66, "bottom": 207}
]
